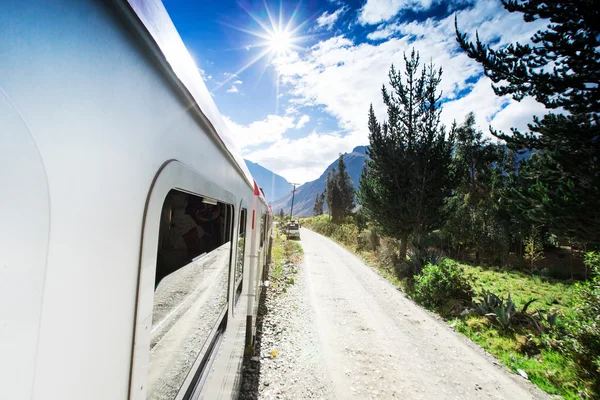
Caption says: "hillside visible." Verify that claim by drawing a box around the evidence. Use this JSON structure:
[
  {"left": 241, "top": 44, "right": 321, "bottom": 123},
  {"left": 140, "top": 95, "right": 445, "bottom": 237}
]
[
  {"left": 244, "top": 159, "right": 293, "bottom": 203},
  {"left": 271, "top": 146, "right": 368, "bottom": 217}
]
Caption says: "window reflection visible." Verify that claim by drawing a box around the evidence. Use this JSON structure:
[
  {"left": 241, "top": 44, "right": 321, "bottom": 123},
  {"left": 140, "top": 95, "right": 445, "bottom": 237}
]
[
  {"left": 148, "top": 190, "right": 232, "bottom": 400},
  {"left": 235, "top": 208, "right": 247, "bottom": 301}
]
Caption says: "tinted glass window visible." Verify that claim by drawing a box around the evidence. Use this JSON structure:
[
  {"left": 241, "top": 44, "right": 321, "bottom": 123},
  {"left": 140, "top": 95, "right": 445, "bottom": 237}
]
[
  {"left": 235, "top": 208, "right": 247, "bottom": 300},
  {"left": 148, "top": 189, "right": 232, "bottom": 400}
]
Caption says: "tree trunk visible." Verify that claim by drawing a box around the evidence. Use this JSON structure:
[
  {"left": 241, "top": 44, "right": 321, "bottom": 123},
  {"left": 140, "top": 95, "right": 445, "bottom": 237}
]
[
  {"left": 570, "top": 243, "right": 574, "bottom": 281},
  {"left": 399, "top": 233, "right": 409, "bottom": 261}
]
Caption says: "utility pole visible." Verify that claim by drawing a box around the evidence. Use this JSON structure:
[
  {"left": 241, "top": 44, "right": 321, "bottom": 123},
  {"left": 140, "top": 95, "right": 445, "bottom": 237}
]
[{"left": 289, "top": 183, "right": 299, "bottom": 220}]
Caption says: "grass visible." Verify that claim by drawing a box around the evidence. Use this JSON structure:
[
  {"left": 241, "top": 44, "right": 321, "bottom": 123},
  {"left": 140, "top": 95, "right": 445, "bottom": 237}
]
[
  {"left": 301, "top": 220, "right": 591, "bottom": 399},
  {"left": 270, "top": 232, "right": 303, "bottom": 283},
  {"left": 462, "top": 263, "right": 577, "bottom": 315},
  {"left": 451, "top": 316, "right": 582, "bottom": 399}
]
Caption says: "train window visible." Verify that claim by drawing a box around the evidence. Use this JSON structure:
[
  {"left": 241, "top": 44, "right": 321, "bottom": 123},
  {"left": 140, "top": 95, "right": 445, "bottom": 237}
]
[
  {"left": 234, "top": 208, "right": 247, "bottom": 301},
  {"left": 148, "top": 189, "right": 232, "bottom": 400},
  {"left": 259, "top": 213, "right": 265, "bottom": 248}
]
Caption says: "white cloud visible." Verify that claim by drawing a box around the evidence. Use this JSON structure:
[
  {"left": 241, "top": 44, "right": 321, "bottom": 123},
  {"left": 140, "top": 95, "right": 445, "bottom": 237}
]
[
  {"left": 295, "top": 115, "right": 310, "bottom": 129},
  {"left": 199, "top": 68, "right": 212, "bottom": 81},
  {"left": 226, "top": 86, "right": 239, "bottom": 93},
  {"left": 223, "top": 114, "right": 296, "bottom": 149},
  {"left": 221, "top": 0, "right": 551, "bottom": 183},
  {"left": 440, "top": 76, "right": 509, "bottom": 134},
  {"left": 316, "top": 7, "right": 346, "bottom": 30},
  {"left": 358, "top": 0, "right": 435, "bottom": 25},
  {"left": 275, "top": 0, "right": 548, "bottom": 148},
  {"left": 490, "top": 97, "right": 549, "bottom": 135},
  {"left": 245, "top": 130, "right": 365, "bottom": 183},
  {"left": 233, "top": 79, "right": 243, "bottom": 85}
]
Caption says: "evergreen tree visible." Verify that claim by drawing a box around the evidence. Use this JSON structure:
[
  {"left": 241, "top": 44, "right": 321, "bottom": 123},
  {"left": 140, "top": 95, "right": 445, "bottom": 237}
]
[
  {"left": 359, "top": 50, "right": 455, "bottom": 260},
  {"left": 456, "top": 0, "right": 600, "bottom": 242},
  {"left": 325, "top": 169, "right": 338, "bottom": 220},
  {"left": 443, "top": 113, "right": 509, "bottom": 262},
  {"left": 335, "top": 155, "right": 355, "bottom": 220},
  {"left": 279, "top": 208, "right": 284, "bottom": 220},
  {"left": 313, "top": 191, "right": 325, "bottom": 216}
]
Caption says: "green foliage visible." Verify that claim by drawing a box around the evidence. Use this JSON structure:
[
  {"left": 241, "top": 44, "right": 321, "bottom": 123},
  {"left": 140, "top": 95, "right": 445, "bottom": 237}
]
[
  {"left": 564, "top": 252, "right": 600, "bottom": 393},
  {"left": 279, "top": 208, "right": 284, "bottom": 220},
  {"left": 357, "top": 229, "right": 379, "bottom": 253},
  {"left": 474, "top": 291, "right": 541, "bottom": 332},
  {"left": 456, "top": 1, "right": 600, "bottom": 243},
  {"left": 358, "top": 49, "right": 455, "bottom": 259},
  {"left": 524, "top": 226, "right": 544, "bottom": 271},
  {"left": 441, "top": 113, "right": 514, "bottom": 264},
  {"left": 413, "top": 260, "right": 473, "bottom": 308},
  {"left": 305, "top": 214, "right": 359, "bottom": 249},
  {"left": 397, "top": 247, "right": 445, "bottom": 279},
  {"left": 313, "top": 191, "right": 325, "bottom": 216},
  {"left": 325, "top": 155, "right": 355, "bottom": 222}
]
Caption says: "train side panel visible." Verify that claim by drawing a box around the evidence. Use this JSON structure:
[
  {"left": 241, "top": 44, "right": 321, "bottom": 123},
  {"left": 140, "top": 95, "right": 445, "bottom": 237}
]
[{"left": 0, "top": 1, "right": 258, "bottom": 399}]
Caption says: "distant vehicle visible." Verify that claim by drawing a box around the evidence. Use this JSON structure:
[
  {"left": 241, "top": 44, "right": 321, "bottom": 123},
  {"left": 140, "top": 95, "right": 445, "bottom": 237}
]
[{"left": 286, "top": 220, "right": 301, "bottom": 239}]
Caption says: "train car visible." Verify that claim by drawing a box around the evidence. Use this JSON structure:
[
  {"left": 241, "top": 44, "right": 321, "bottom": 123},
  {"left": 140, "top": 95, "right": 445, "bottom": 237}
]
[{"left": 0, "top": 1, "right": 272, "bottom": 399}]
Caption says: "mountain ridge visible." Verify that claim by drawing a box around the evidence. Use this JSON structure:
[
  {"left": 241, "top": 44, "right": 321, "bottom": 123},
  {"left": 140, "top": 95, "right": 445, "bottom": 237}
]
[
  {"left": 244, "top": 159, "right": 293, "bottom": 203},
  {"left": 271, "top": 145, "right": 369, "bottom": 217}
]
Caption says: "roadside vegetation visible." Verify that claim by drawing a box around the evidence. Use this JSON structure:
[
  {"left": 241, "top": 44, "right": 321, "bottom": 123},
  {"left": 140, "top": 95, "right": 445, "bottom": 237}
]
[
  {"left": 302, "top": 216, "right": 598, "bottom": 399},
  {"left": 270, "top": 227, "right": 303, "bottom": 286},
  {"left": 301, "top": 2, "right": 599, "bottom": 398}
]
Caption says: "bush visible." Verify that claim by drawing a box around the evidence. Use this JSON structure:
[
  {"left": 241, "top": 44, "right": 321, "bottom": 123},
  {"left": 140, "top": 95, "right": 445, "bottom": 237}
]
[
  {"left": 413, "top": 260, "right": 473, "bottom": 308},
  {"left": 357, "top": 229, "right": 379, "bottom": 252},
  {"left": 566, "top": 252, "right": 600, "bottom": 393},
  {"left": 397, "top": 247, "right": 446, "bottom": 279}
]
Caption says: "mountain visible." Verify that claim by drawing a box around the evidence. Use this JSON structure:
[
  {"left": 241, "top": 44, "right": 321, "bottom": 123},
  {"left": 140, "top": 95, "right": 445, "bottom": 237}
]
[
  {"left": 271, "top": 146, "right": 369, "bottom": 217},
  {"left": 244, "top": 159, "right": 293, "bottom": 203}
]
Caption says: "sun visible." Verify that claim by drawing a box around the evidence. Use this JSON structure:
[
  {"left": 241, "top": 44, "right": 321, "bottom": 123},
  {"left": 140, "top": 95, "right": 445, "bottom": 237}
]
[
  {"left": 214, "top": 2, "right": 311, "bottom": 113},
  {"left": 269, "top": 29, "right": 292, "bottom": 54}
]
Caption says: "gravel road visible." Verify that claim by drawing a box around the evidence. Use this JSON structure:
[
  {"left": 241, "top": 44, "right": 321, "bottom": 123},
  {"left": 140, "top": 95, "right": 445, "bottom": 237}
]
[{"left": 242, "top": 228, "right": 554, "bottom": 400}]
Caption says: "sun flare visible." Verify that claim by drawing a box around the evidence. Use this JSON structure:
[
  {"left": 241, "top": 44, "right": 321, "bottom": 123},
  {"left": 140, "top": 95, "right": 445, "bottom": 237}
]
[
  {"left": 215, "top": 2, "right": 311, "bottom": 113},
  {"left": 269, "top": 29, "right": 292, "bottom": 54}
]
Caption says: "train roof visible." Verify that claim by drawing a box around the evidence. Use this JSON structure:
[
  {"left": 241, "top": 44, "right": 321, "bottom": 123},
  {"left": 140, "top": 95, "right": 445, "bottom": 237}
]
[{"left": 123, "top": 0, "right": 268, "bottom": 205}]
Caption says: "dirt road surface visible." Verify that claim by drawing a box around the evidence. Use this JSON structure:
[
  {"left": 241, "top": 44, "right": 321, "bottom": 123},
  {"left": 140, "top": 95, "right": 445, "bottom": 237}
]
[{"left": 244, "top": 228, "right": 554, "bottom": 399}]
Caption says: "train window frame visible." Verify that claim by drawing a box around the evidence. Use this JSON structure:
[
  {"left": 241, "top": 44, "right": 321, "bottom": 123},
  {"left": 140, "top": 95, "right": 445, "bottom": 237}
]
[
  {"left": 130, "top": 161, "right": 237, "bottom": 400},
  {"left": 234, "top": 201, "right": 248, "bottom": 304}
]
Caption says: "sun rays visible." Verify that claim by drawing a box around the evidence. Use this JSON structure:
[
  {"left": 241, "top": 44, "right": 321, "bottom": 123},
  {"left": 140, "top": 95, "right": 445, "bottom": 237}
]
[{"left": 212, "top": 1, "right": 311, "bottom": 113}]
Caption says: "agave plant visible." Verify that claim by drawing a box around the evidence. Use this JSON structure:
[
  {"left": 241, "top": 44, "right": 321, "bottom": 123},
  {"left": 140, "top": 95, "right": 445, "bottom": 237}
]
[
  {"left": 401, "top": 247, "right": 446, "bottom": 278},
  {"left": 487, "top": 294, "right": 518, "bottom": 330},
  {"left": 475, "top": 291, "right": 503, "bottom": 315},
  {"left": 475, "top": 292, "right": 542, "bottom": 332}
]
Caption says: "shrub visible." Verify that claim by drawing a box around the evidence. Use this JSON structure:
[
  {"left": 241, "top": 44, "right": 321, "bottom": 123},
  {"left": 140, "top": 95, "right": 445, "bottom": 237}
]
[
  {"left": 357, "top": 229, "right": 379, "bottom": 252},
  {"left": 378, "top": 238, "right": 400, "bottom": 272},
  {"left": 397, "top": 247, "right": 446, "bottom": 279},
  {"left": 566, "top": 252, "right": 600, "bottom": 392},
  {"left": 413, "top": 260, "right": 473, "bottom": 308}
]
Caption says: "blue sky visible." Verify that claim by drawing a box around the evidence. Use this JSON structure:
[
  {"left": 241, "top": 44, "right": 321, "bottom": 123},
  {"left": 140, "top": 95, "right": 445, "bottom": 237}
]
[{"left": 163, "top": 0, "right": 548, "bottom": 184}]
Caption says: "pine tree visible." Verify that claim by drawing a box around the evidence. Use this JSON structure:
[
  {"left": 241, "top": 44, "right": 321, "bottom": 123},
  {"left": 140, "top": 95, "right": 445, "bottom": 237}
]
[
  {"left": 456, "top": 0, "right": 600, "bottom": 242},
  {"left": 358, "top": 49, "right": 455, "bottom": 260},
  {"left": 335, "top": 155, "right": 355, "bottom": 220},
  {"left": 313, "top": 191, "right": 325, "bottom": 216},
  {"left": 279, "top": 208, "right": 284, "bottom": 220},
  {"left": 325, "top": 169, "right": 338, "bottom": 220}
]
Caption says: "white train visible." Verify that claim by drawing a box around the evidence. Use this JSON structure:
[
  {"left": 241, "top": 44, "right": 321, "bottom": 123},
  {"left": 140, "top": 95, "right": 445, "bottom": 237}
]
[{"left": 0, "top": 1, "right": 273, "bottom": 399}]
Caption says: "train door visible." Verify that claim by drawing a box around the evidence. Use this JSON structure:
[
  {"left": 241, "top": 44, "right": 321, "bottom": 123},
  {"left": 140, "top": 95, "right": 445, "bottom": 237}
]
[{"left": 130, "top": 161, "right": 236, "bottom": 400}]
